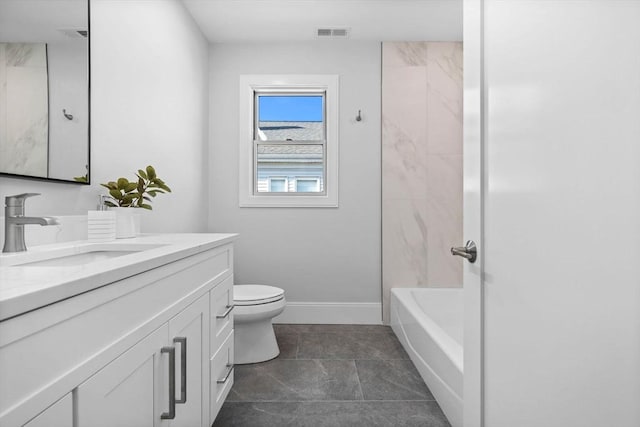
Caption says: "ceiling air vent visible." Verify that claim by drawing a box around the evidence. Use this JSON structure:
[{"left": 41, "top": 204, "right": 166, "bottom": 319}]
[{"left": 316, "top": 28, "right": 350, "bottom": 39}]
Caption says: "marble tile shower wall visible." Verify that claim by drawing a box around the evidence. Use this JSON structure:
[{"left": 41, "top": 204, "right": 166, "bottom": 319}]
[
  {"left": 382, "top": 42, "right": 463, "bottom": 323},
  {"left": 0, "top": 43, "right": 49, "bottom": 176}
]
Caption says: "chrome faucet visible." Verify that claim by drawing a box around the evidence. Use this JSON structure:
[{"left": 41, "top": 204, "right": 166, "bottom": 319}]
[{"left": 3, "top": 193, "right": 60, "bottom": 253}]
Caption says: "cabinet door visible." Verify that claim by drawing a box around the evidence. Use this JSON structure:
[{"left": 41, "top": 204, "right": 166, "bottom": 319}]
[
  {"left": 168, "top": 295, "right": 209, "bottom": 427},
  {"left": 76, "top": 325, "right": 169, "bottom": 427},
  {"left": 24, "top": 393, "right": 72, "bottom": 427}
]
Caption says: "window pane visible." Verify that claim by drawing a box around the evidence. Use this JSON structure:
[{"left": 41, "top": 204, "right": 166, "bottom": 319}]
[
  {"left": 256, "top": 95, "right": 324, "bottom": 141},
  {"left": 269, "top": 178, "right": 287, "bottom": 192},
  {"left": 296, "top": 179, "right": 319, "bottom": 192},
  {"left": 256, "top": 144, "right": 324, "bottom": 193}
]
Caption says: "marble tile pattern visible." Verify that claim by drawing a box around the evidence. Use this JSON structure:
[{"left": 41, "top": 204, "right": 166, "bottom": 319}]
[
  {"left": 0, "top": 43, "right": 49, "bottom": 177},
  {"left": 382, "top": 42, "right": 463, "bottom": 323},
  {"left": 214, "top": 324, "right": 450, "bottom": 427},
  {"left": 215, "top": 401, "right": 450, "bottom": 427}
]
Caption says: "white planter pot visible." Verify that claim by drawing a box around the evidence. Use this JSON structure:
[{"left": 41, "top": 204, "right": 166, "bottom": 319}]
[{"left": 112, "top": 208, "right": 142, "bottom": 239}]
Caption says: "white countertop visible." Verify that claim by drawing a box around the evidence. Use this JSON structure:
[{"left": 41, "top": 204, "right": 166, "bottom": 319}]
[{"left": 0, "top": 233, "right": 237, "bottom": 322}]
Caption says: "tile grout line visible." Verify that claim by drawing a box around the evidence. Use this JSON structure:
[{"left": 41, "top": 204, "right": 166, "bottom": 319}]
[
  {"left": 353, "top": 359, "right": 365, "bottom": 401},
  {"left": 294, "top": 332, "right": 300, "bottom": 359}
]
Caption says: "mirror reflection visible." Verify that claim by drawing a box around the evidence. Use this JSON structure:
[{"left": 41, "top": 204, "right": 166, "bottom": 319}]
[{"left": 0, "top": 0, "right": 89, "bottom": 183}]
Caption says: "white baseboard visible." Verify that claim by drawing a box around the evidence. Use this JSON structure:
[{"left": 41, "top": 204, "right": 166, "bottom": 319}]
[{"left": 273, "top": 301, "right": 382, "bottom": 325}]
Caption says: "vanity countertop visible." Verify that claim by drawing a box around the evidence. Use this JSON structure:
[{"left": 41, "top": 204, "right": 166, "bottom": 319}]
[{"left": 0, "top": 233, "right": 237, "bottom": 322}]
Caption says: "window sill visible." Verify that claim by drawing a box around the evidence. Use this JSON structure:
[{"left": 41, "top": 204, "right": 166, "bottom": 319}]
[{"left": 239, "top": 193, "right": 338, "bottom": 208}]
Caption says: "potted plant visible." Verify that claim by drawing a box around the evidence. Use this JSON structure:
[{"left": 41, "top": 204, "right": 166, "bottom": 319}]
[
  {"left": 101, "top": 165, "right": 171, "bottom": 209},
  {"left": 101, "top": 165, "right": 171, "bottom": 238}
]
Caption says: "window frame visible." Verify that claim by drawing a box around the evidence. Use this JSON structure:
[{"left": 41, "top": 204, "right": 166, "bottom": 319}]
[{"left": 239, "top": 74, "right": 339, "bottom": 207}]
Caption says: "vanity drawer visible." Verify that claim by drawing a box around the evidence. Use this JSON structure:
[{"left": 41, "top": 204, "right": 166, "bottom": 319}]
[
  {"left": 210, "top": 275, "right": 233, "bottom": 355},
  {"left": 210, "top": 330, "right": 234, "bottom": 424}
]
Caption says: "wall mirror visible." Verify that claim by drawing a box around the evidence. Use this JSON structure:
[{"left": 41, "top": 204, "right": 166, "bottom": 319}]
[{"left": 0, "top": 0, "right": 90, "bottom": 184}]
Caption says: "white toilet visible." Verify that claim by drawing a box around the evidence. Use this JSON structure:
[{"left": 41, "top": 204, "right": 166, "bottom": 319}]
[{"left": 233, "top": 284, "right": 286, "bottom": 364}]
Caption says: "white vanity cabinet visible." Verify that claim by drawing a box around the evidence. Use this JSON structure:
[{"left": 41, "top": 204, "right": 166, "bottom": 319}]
[
  {"left": 0, "top": 235, "right": 236, "bottom": 427},
  {"left": 209, "top": 276, "right": 235, "bottom": 420},
  {"left": 77, "top": 294, "right": 210, "bottom": 427}
]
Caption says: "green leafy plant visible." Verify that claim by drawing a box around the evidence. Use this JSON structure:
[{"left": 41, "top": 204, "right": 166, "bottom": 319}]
[{"left": 100, "top": 165, "right": 171, "bottom": 210}]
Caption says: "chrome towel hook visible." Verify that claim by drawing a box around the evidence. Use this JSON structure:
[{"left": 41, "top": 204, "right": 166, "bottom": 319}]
[{"left": 62, "top": 109, "right": 73, "bottom": 120}]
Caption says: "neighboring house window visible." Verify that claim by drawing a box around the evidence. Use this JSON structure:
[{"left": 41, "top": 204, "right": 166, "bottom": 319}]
[
  {"left": 268, "top": 177, "right": 288, "bottom": 192},
  {"left": 239, "top": 75, "right": 339, "bottom": 207},
  {"left": 295, "top": 177, "right": 320, "bottom": 193}
]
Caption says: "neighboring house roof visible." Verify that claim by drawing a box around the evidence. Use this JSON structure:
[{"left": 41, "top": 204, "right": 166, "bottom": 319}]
[
  {"left": 257, "top": 145, "right": 323, "bottom": 163},
  {"left": 258, "top": 121, "right": 323, "bottom": 141},
  {"left": 257, "top": 145, "right": 322, "bottom": 155},
  {"left": 257, "top": 122, "right": 324, "bottom": 164}
]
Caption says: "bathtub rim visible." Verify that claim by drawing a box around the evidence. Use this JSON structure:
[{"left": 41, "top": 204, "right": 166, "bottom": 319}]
[{"left": 390, "top": 287, "right": 463, "bottom": 374}]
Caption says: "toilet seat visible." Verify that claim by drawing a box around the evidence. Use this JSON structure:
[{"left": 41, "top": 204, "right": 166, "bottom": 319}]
[{"left": 234, "top": 284, "right": 284, "bottom": 306}]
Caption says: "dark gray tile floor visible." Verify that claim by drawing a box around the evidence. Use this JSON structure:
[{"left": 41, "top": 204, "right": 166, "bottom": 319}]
[{"left": 213, "top": 324, "right": 451, "bottom": 427}]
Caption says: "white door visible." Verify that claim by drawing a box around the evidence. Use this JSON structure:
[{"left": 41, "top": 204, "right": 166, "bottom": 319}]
[
  {"left": 24, "top": 393, "right": 72, "bottom": 427},
  {"left": 168, "top": 294, "right": 209, "bottom": 427},
  {"left": 462, "top": 1, "right": 484, "bottom": 425},
  {"left": 464, "top": 1, "right": 640, "bottom": 426},
  {"left": 76, "top": 325, "right": 168, "bottom": 427}
]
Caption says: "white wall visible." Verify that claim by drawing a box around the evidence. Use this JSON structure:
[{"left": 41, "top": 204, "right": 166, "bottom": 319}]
[
  {"left": 48, "top": 38, "right": 89, "bottom": 181},
  {"left": 208, "top": 42, "right": 382, "bottom": 323},
  {"left": 0, "top": 0, "right": 209, "bottom": 235}
]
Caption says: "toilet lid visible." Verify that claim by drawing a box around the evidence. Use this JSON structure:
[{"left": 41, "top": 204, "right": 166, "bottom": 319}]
[{"left": 234, "top": 285, "right": 284, "bottom": 305}]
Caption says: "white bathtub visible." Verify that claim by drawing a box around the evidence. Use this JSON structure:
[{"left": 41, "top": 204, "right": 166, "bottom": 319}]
[{"left": 390, "top": 288, "right": 463, "bottom": 427}]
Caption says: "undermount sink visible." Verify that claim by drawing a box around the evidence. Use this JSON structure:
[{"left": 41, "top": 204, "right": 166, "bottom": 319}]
[{"left": 0, "top": 243, "right": 166, "bottom": 267}]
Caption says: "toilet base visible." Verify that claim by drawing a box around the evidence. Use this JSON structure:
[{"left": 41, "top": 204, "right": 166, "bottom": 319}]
[{"left": 234, "top": 317, "right": 280, "bottom": 364}]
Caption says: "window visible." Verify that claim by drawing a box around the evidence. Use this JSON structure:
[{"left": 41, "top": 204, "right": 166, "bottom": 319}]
[
  {"left": 255, "top": 94, "right": 325, "bottom": 194},
  {"left": 295, "top": 178, "right": 320, "bottom": 192},
  {"left": 268, "top": 177, "right": 288, "bottom": 192},
  {"left": 239, "top": 75, "right": 339, "bottom": 207}
]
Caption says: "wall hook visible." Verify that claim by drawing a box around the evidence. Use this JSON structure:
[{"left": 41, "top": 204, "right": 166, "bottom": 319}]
[
  {"left": 62, "top": 109, "right": 73, "bottom": 120},
  {"left": 356, "top": 110, "right": 362, "bottom": 122}
]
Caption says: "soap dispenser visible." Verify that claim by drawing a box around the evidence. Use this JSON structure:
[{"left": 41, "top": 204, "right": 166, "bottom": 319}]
[
  {"left": 87, "top": 195, "right": 116, "bottom": 242},
  {"left": 97, "top": 194, "right": 109, "bottom": 211}
]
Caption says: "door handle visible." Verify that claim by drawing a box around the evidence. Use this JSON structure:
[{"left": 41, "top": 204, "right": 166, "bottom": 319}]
[
  {"left": 451, "top": 240, "right": 477, "bottom": 263},
  {"left": 217, "top": 364, "right": 235, "bottom": 384},
  {"left": 216, "top": 305, "right": 234, "bottom": 319},
  {"left": 160, "top": 346, "right": 176, "bottom": 420},
  {"left": 173, "top": 337, "right": 187, "bottom": 404}
]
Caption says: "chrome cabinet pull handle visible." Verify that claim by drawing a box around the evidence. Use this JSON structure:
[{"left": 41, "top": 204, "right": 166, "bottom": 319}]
[
  {"left": 217, "top": 364, "right": 234, "bottom": 384},
  {"left": 160, "top": 346, "right": 176, "bottom": 420},
  {"left": 173, "top": 337, "right": 187, "bottom": 404},
  {"left": 451, "top": 240, "right": 477, "bottom": 263},
  {"left": 216, "top": 305, "right": 234, "bottom": 319}
]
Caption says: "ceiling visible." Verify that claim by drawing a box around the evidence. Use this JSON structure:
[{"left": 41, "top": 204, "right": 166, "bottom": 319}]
[
  {"left": 0, "top": 0, "right": 87, "bottom": 43},
  {"left": 182, "top": 0, "right": 463, "bottom": 43}
]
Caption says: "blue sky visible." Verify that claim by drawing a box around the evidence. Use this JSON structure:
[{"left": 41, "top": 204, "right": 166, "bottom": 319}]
[{"left": 258, "top": 96, "right": 323, "bottom": 122}]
